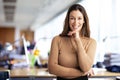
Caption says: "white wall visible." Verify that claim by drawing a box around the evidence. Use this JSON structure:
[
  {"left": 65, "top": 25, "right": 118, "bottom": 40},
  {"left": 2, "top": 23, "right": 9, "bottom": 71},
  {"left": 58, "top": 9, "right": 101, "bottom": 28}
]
[
  {"left": 14, "top": 27, "right": 21, "bottom": 46},
  {"left": 34, "top": 12, "right": 66, "bottom": 59},
  {"left": 34, "top": 0, "right": 120, "bottom": 63}
]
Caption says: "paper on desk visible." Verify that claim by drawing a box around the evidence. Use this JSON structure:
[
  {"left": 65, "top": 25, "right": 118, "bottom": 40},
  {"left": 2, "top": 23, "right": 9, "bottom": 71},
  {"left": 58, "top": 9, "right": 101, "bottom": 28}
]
[{"left": 12, "top": 62, "right": 28, "bottom": 68}]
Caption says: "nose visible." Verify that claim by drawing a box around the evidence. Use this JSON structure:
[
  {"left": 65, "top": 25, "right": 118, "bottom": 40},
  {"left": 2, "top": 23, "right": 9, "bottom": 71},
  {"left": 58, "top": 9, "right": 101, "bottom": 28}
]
[{"left": 74, "top": 19, "right": 79, "bottom": 26}]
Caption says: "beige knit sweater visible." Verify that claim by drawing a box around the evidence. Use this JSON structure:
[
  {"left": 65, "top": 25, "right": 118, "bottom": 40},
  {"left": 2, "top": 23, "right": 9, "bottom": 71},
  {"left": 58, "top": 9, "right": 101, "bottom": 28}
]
[{"left": 48, "top": 35, "right": 97, "bottom": 78}]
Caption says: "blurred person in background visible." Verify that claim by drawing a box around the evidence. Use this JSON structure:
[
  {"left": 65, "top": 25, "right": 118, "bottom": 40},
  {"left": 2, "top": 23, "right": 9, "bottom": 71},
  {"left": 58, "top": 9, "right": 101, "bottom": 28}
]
[{"left": 0, "top": 41, "right": 3, "bottom": 53}]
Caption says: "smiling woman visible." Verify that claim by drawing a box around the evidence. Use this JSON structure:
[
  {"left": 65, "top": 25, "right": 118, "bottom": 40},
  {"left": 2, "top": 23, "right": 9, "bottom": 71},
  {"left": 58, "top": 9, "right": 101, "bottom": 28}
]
[{"left": 48, "top": 4, "right": 97, "bottom": 80}]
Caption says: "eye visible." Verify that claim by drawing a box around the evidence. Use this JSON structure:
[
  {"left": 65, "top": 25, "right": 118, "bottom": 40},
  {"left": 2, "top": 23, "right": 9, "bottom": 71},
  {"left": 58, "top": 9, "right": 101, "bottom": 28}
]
[
  {"left": 70, "top": 17, "right": 74, "bottom": 20},
  {"left": 78, "top": 17, "right": 82, "bottom": 20}
]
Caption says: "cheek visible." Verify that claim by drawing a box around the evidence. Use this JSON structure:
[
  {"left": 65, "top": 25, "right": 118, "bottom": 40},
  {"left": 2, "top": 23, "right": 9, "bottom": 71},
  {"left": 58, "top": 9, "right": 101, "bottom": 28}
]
[
  {"left": 69, "top": 20, "right": 74, "bottom": 24},
  {"left": 80, "top": 20, "right": 84, "bottom": 24},
  {"left": 69, "top": 21, "right": 73, "bottom": 27}
]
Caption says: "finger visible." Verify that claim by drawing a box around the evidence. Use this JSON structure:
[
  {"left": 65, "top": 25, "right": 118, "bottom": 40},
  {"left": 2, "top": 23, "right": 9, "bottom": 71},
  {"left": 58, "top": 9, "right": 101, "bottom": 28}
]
[
  {"left": 88, "top": 73, "right": 93, "bottom": 77},
  {"left": 92, "top": 69, "right": 95, "bottom": 75},
  {"left": 87, "top": 74, "right": 91, "bottom": 77},
  {"left": 67, "top": 32, "right": 72, "bottom": 36},
  {"left": 67, "top": 31, "right": 75, "bottom": 36}
]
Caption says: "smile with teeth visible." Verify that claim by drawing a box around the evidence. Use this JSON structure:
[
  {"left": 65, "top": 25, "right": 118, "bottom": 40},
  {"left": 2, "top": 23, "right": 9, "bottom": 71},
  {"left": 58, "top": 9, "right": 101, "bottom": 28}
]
[{"left": 72, "top": 26, "right": 79, "bottom": 30}]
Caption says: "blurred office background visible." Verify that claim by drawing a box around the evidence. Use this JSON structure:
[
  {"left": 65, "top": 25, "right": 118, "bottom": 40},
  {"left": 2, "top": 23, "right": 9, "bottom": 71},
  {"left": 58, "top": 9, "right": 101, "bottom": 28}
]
[{"left": 0, "top": 0, "right": 120, "bottom": 68}]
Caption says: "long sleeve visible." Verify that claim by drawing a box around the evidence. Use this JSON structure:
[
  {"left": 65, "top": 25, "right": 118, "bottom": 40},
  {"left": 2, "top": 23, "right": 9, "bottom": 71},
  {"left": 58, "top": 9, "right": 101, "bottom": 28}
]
[
  {"left": 75, "top": 38, "right": 97, "bottom": 72},
  {"left": 48, "top": 36, "right": 85, "bottom": 78}
]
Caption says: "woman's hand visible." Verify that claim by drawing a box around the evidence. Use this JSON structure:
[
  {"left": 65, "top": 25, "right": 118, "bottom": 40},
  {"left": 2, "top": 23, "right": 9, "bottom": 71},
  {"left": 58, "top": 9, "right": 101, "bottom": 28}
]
[
  {"left": 67, "top": 30, "right": 79, "bottom": 38},
  {"left": 84, "top": 68, "right": 94, "bottom": 77}
]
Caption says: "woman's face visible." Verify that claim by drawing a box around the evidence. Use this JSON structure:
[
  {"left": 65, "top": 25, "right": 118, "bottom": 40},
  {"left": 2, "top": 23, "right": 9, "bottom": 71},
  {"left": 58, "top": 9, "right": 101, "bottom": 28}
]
[{"left": 69, "top": 10, "right": 84, "bottom": 32}]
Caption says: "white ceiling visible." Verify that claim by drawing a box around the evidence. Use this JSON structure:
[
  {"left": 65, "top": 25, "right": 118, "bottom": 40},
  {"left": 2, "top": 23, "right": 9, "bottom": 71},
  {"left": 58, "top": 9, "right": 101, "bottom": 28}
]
[{"left": 0, "top": 0, "right": 81, "bottom": 30}]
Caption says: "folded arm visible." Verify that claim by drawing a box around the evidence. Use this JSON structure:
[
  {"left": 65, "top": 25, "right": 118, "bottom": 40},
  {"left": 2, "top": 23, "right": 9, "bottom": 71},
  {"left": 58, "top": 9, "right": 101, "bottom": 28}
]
[
  {"left": 75, "top": 38, "right": 97, "bottom": 72},
  {"left": 48, "top": 36, "right": 85, "bottom": 78}
]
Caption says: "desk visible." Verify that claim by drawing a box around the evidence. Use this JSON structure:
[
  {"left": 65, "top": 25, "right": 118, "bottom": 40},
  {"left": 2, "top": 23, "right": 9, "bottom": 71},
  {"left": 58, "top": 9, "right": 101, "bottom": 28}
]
[
  {"left": 0, "top": 68, "right": 120, "bottom": 80},
  {"left": 92, "top": 68, "right": 120, "bottom": 78},
  {"left": 10, "top": 68, "right": 55, "bottom": 78},
  {"left": 0, "top": 68, "right": 55, "bottom": 80}
]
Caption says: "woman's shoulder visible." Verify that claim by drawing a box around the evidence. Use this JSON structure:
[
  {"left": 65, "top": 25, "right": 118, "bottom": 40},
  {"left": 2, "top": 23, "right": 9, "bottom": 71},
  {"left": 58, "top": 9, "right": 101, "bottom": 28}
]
[
  {"left": 52, "top": 35, "right": 61, "bottom": 40},
  {"left": 52, "top": 35, "right": 62, "bottom": 42}
]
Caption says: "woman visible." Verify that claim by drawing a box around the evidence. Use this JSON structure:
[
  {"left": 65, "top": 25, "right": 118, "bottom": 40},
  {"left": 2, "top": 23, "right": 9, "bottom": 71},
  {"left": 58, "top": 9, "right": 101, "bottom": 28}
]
[{"left": 48, "top": 4, "right": 97, "bottom": 80}]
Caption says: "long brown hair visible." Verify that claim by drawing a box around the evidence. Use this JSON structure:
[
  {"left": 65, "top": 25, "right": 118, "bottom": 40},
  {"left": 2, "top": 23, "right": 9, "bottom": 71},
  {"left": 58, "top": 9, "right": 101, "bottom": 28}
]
[{"left": 60, "top": 4, "right": 90, "bottom": 38}]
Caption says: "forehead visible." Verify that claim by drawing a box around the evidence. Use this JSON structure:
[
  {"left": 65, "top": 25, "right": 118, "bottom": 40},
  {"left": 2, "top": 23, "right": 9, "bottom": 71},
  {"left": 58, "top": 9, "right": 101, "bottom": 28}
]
[{"left": 69, "top": 10, "right": 83, "bottom": 17}]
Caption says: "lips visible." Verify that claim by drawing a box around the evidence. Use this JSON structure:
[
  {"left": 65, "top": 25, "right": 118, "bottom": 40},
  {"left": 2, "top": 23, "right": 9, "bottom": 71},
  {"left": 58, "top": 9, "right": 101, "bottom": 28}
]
[{"left": 72, "top": 26, "right": 79, "bottom": 30}]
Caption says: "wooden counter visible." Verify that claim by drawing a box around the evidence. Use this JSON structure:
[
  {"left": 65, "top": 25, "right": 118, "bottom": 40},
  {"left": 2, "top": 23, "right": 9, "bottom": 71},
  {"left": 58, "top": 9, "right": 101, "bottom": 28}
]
[
  {"left": 92, "top": 68, "right": 120, "bottom": 78},
  {"left": 10, "top": 68, "right": 55, "bottom": 78},
  {"left": 1, "top": 67, "right": 120, "bottom": 78}
]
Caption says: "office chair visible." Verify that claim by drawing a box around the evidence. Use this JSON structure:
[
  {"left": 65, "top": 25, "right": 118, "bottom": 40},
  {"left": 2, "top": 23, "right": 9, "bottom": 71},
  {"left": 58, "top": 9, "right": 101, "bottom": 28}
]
[{"left": 0, "top": 70, "right": 10, "bottom": 80}]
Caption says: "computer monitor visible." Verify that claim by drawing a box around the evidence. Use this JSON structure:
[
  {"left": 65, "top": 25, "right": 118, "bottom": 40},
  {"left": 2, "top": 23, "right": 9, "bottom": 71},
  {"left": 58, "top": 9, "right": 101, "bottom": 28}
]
[{"left": 22, "top": 35, "right": 29, "bottom": 65}]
